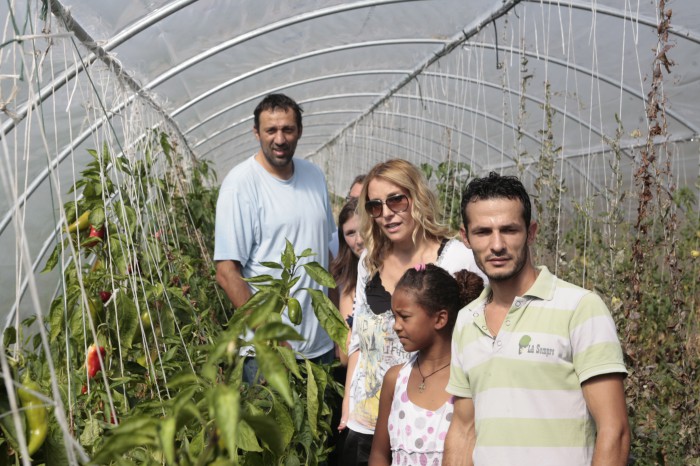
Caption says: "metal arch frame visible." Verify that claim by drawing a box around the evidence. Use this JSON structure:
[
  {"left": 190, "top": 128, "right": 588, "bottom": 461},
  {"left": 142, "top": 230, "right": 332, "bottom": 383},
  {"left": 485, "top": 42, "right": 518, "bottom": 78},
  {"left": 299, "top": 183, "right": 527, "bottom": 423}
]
[
  {"left": 3, "top": 0, "right": 692, "bottom": 234},
  {"left": 453, "top": 42, "right": 699, "bottom": 135},
  {"left": 303, "top": 91, "right": 608, "bottom": 194},
  {"left": 171, "top": 34, "right": 437, "bottom": 128},
  {"left": 526, "top": 0, "right": 700, "bottom": 45},
  {"left": 1, "top": 0, "right": 424, "bottom": 137},
  {"left": 179, "top": 65, "right": 414, "bottom": 136},
  {"left": 198, "top": 110, "right": 369, "bottom": 168},
  {"left": 193, "top": 93, "right": 386, "bottom": 159},
  {"left": 138, "top": 0, "right": 434, "bottom": 90},
  {"left": 179, "top": 7, "right": 697, "bottom": 151},
  {"left": 308, "top": 0, "right": 525, "bottom": 157}
]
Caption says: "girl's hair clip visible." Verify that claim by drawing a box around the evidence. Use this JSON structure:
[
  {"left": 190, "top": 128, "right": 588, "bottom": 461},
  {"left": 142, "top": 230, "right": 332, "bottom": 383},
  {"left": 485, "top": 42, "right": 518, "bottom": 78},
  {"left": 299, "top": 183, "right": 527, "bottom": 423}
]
[{"left": 414, "top": 263, "right": 426, "bottom": 271}]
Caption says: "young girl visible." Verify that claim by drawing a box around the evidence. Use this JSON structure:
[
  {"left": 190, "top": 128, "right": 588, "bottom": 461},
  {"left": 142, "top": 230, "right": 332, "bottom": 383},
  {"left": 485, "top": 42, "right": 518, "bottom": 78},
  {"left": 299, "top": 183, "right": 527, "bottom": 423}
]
[{"left": 368, "top": 264, "right": 484, "bottom": 466}]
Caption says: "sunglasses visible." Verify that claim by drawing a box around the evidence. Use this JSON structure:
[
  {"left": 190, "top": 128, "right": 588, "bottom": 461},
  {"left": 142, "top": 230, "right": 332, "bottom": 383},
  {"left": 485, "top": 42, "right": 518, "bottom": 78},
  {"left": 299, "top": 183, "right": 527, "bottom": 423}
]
[{"left": 365, "top": 194, "right": 410, "bottom": 218}]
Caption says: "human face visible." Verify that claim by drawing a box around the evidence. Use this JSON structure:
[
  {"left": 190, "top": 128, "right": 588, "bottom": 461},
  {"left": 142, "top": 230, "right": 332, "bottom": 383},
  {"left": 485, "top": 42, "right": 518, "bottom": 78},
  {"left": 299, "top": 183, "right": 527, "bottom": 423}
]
[
  {"left": 342, "top": 213, "right": 364, "bottom": 257},
  {"left": 366, "top": 178, "right": 415, "bottom": 245},
  {"left": 254, "top": 108, "right": 302, "bottom": 177},
  {"left": 391, "top": 289, "right": 442, "bottom": 352},
  {"left": 461, "top": 197, "right": 537, "bottom": 283}
]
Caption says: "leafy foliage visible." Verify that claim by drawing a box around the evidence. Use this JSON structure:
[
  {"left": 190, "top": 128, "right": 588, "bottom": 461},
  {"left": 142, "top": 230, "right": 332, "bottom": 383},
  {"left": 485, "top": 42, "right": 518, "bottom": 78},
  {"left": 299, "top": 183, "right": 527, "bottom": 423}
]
[
  {"left": 1, "top": 133, "right": 347, "bottom": 465},
  {"left": 421, "top": 160, "right": 473, "bottom": 231}
]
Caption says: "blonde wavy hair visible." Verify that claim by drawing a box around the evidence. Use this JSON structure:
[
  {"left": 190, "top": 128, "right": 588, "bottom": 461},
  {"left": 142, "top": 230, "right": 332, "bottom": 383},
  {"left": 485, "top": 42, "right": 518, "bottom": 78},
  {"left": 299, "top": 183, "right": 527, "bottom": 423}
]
[{"left": 358, "top": 159, "right": 452, "bottom": 278}]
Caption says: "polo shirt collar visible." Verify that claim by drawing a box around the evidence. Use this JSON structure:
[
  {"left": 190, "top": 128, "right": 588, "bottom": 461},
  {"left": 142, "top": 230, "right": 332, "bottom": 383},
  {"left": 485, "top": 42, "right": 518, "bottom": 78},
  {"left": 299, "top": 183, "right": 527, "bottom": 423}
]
[
  {"left": 522, "top": 266, "right": 556, "bottom": 301},
  {"left": 467, "top": 266, "right": 556, "bottom": 311}
]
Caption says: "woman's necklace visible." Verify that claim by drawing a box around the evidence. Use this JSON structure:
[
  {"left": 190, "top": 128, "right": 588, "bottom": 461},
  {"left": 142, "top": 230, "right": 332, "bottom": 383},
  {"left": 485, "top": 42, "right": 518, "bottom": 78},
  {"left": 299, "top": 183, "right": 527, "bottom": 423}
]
[{"left": 416, "top": 358, "right": 451, "bottom": 393}]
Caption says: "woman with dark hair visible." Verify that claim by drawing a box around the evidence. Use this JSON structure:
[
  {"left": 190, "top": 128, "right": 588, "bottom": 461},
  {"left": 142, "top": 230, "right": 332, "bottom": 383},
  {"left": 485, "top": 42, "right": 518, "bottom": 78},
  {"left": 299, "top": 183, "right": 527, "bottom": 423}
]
[
  {"left": 331, "top": 198, "right": 365, "bottom": 365},
  {"left": 339, "top": 159, "right": 484, "bottom": 466}
]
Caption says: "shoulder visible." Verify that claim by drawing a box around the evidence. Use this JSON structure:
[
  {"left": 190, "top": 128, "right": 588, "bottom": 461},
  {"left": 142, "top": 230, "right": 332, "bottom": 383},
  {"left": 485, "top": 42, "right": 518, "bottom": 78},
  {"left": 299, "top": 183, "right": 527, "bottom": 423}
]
[
  {"left": 551, "top": 274, "right": 606, "bottom": 310},
  {"left": 219, "top": 157, "right": 257, "bottom": 192},
  {"left": 382, "top": 364, "right": 402, "bottom": 391},
  {"left": 294, "top": 158, "right": 326, "bottom": 179}
]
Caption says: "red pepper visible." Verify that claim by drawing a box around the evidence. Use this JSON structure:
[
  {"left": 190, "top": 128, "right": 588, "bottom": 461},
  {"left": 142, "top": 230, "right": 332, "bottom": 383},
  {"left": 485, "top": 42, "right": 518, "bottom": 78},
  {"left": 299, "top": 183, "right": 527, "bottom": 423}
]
[
  {"left": 99, "top": 291, "right": 112, "bottom": 303},
  {"left": 87, "top": 344, "right": 106, "bottom": 379},
  {"left": 84, "top": 225, "right": 105, "bottom": 248}
]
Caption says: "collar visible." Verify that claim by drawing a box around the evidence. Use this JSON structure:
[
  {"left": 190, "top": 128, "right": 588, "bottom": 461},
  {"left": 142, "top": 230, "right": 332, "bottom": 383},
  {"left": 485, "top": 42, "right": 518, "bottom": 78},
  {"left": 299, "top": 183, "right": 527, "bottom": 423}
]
[
  {"left": 469, "top": 265, "right": 556, "bottom": 309},
  {"left": 522, "top": 266, "right": 556, "bottom": 301}
]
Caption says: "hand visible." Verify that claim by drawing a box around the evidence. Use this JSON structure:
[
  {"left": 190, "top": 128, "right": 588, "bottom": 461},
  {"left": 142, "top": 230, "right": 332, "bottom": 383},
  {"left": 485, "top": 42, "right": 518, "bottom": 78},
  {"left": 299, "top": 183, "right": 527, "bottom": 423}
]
[{"left": 337, "top": 418, "right": 348, "bottom": 432}]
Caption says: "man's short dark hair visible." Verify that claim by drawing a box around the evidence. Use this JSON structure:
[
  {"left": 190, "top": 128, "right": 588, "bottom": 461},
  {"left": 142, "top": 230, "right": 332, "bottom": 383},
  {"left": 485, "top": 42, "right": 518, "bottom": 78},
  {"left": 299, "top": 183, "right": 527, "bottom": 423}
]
[
  {"left": 254, "top": 94, "right": 303, "bottom": 131},
  {"left": 461, "top": 172, "right": 532, "bottom": 230},
  {"left": 350, "top": 174, "right": 366, "bottom": 188}
]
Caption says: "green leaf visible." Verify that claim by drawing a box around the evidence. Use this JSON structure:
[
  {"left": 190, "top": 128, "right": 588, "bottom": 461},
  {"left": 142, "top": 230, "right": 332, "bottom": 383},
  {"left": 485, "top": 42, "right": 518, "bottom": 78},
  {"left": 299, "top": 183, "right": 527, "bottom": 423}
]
[
  {"left": 79, "top": 417, "right": 103, "bottom": 447},
  {"left": 0, "top": 388, "right": 24, "bottom": 452},
  {"left": 281, "top": 239, "right": 295, "bottom": 269},
  {"left": 305, "top": 360, "right": 319, "bottom": 438},
  {"left": 243, "top": 413, "right": 285, "bottom": 456},
  {"left": 298, "top": 248, "right": 315, "bottom": 258},
  {"left": 270, "top": 400, "right": 295, "bottom": 450},
  {"left": 253, "top": 343, "right": 294, "bottom": 406},
  {"left": 115, "top": 293, "right": 139, "bottom": 349},
  {"left": 243, "top": 274, "right": 275, "bottom": 284},
  {"left": 308, "top": 289, "right": 348, "bottom": 350},
  {"left": 302, "top": 262, "right": 336, "bottom": 288},
  {"left": 248, "top": 294, "right": 285, "bottom": 329},
  {"left": 274, "top": 345, "right": 302, "bottom": 379},
  {"left": 236, "top": 419, "right": 262, "bottom": 452},
  {"left": 48, "top": 296, "right": 65, "bottom": 342},
  {"left": 89, "top": 207, "right": 105, "bottom": 228},
  {"left": 285, "top": 451, "right": 302, "bottom": 466},
  {"left": 120, "top": 204, "right": 138, "bottom": 237},
  {"left": 252, "top": 322, "right": 304, "bottom": 342},
  {"left": 212, "top": 383, "right": 240, "bottom": 457},
  {"left": 236, "top": 290, "right": 268, "bottom": 315},
  {"left": 158, "top": 416, "right": 177, "bottom": 465},
  {"left": 260, "top": 261, "right": 284, "bottom": 269},
  {"left": 41, "top": 243, "right": 61, "bottom": 273}
]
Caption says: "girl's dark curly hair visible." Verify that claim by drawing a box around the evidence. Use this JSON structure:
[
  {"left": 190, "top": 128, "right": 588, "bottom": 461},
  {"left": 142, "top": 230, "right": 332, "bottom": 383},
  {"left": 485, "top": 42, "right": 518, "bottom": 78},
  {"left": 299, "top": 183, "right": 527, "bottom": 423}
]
[{"left": 395, "top": 264, "right": 484, "bottom": 332}]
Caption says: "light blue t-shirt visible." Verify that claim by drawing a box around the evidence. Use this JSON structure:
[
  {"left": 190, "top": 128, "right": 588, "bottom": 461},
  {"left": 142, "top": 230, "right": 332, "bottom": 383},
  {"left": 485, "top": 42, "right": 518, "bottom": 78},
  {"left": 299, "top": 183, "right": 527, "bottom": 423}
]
[{"left": 214, "top": 155, "right": 335, "bottom": 358}]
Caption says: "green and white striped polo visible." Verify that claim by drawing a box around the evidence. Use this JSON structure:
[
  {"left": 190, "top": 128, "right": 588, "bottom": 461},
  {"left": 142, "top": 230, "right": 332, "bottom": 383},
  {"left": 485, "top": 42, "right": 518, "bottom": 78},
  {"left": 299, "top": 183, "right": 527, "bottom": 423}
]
[{"left": 447, "top": 266, "right": 627, "bottom": 466}]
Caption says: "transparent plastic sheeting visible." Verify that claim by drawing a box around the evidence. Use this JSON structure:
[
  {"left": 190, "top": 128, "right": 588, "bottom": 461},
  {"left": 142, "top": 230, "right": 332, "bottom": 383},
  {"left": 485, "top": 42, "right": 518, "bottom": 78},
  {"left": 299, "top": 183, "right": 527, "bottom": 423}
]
[{"left": 1, "top": 0, "right": 699, "bottom": 322}]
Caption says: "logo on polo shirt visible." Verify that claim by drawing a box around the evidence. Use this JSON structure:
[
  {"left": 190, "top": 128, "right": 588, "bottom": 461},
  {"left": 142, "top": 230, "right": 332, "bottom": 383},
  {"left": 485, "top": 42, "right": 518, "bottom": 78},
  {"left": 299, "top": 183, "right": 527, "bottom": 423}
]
[
  {"left": 518, "top": 335, "right": 556, "bottom": 357},
  {"left": 518, "top": 335, "right": 531, "bottom": 354}
]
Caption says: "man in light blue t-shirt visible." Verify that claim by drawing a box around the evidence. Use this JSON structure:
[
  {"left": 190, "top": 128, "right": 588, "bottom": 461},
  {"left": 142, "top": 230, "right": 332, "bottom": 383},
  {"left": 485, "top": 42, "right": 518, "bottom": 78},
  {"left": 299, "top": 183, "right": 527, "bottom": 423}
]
[{"left": 214, "top": 94, "right": 335, "bottom": 379}]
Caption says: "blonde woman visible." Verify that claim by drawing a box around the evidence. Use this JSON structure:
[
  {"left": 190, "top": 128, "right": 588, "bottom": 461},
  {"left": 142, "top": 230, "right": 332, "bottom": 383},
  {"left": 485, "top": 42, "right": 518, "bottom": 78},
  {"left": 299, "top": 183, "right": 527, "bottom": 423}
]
[{"left": 339, "top": 159, "right": 484, "bottom": 466}]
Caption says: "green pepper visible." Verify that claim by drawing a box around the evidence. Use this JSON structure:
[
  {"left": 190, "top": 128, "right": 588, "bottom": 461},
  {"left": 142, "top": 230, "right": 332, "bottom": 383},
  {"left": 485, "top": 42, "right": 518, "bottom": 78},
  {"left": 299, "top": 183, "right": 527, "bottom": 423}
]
[
  {"left": 287, "top": 297, "right": 302, "bottom": 325},
  {"left": 17, "top": 377, "right": 48, "bottom": 457}
]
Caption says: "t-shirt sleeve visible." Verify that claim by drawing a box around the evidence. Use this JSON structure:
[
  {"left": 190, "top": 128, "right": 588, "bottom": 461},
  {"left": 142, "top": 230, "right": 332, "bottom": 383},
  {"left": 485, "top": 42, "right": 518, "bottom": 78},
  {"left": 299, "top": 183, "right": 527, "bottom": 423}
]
[
  {"left": 213, "top": 184, "right": 257, "bottom": 265},
  {"left": 446, "top": 312, "right": 473, "bottom": 398},
  {"left": 570, "top": 292, "right": 627, "bottom": 383},
  {"left": 324, "top": 186, "right": 336, "bottom": 246}
]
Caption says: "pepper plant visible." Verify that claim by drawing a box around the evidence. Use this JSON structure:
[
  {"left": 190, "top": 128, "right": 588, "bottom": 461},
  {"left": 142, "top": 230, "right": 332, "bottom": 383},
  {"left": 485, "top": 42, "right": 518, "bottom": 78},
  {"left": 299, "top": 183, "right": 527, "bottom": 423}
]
[
  {"left": 1, "top": 132, "right": 348, "bottom": 465},
  {"left": 89, "top": 240, "right": 348, "bottom": 465}
]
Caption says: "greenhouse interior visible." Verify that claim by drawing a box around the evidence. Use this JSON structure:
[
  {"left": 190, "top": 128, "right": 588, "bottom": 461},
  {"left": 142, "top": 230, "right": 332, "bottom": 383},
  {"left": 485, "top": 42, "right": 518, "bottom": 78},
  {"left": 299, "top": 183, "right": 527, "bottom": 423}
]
[{"left": 1, "top": 0, "right": 698, "bottom": 464}]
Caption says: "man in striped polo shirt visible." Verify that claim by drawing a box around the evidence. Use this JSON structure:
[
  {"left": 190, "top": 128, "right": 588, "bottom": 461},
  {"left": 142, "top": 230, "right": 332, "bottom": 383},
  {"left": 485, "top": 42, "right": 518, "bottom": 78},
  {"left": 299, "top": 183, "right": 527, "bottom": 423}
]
[{"left": 443, "top": 172, "right": 630, "bottom": 466}]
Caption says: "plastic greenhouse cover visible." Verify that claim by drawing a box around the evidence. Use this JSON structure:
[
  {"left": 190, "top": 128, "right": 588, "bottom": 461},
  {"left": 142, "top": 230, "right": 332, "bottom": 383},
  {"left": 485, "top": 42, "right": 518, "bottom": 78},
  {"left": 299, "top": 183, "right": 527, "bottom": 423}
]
[{"left": 1, "top": 0, "right": 699, "bottom": 322}]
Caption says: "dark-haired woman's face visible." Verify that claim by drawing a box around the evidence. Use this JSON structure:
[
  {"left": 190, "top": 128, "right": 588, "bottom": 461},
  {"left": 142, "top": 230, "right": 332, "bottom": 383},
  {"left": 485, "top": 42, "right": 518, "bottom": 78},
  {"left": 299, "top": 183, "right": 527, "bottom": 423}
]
[
  {"left": 342, "top": 213, "right": 364, "bottom": 257},
  {"left": 366, "top": 179, "right": 415, "bottom": 246}
]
